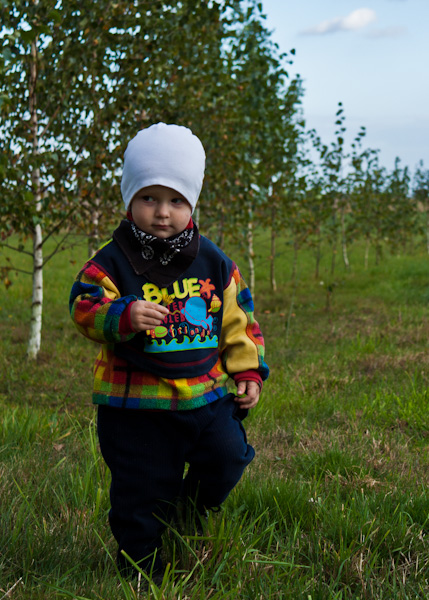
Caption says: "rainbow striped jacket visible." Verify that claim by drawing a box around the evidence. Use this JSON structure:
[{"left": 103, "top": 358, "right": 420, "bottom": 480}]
[{"left": 69, "top": 233, "right": 268, "bottom": 410}]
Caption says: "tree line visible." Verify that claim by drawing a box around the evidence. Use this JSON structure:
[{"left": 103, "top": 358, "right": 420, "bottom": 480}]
[{"left": 1, "top": 0, "right": 428, "bottom": 358}]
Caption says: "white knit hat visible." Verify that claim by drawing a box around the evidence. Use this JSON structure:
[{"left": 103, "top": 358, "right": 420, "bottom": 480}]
[{"left": 121, "top": 123, "right": 206, "bottom": 213}]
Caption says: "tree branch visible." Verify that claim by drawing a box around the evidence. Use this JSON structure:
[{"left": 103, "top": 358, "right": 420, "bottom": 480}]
[
  {"left": 42, "top": 230, "right": 76, "bottom": 265},
  {"left": 0, "top": 242, "right": 33, "bottom": 257},
  {"left": 0, "top": 265, "right": 33, "bottom": 276},
  {"left": 40, "top": 200, "right": 82, "bottom": 248},
  {"left": 39, "top": 96, "right": 65, "bottom": 139}
]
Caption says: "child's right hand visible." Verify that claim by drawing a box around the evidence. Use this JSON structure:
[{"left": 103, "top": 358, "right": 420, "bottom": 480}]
[{"left": 129, "top": 300, "right": 170, "bottom": 332}]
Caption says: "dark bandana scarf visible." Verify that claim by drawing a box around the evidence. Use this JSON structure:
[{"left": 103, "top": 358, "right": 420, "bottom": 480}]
[
  {"left": 113, "top": 219, "right": 200, "bottom": 288},
  {"left": 130, "top": 221, "right": 194, "bottom": 265}
]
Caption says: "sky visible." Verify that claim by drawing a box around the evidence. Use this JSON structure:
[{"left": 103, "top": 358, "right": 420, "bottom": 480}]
[{"left": 259, "top": 0, "right": 428, "bottom": 173}]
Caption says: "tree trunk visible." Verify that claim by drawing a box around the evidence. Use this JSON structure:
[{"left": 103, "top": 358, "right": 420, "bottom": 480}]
[
  {"left": 292, "top": 238, "right": 299, "bottom": 282},
  {"left": 194, "top": 205, "right": 200, "bottom": 229},
  {"left": 286, "top": 239, "right": 299, "bottom": 346},
  {"left": 88, "top": 58, "right": 101, "bottom": 259},
  {"left": 331, "top": 202, "right": 337, "bottom": 275},
  {"left": 426, "top": 206, "right": 429, "bottom": 254},
  {"left": 27, "top": 35, "right": 43, "bottom": 360},
  {"left": 364, "top": 236, "right": 370, "bottom": 270},
  {"left": 331, "top": 238, "right": 337, "bottom": 276},
  {"left": 314, "top": 228, "right": 321, "bottom": 279},
  {"left": 341, "top": 208, "right": 350, "bottom": 269},
  {"left": 247, "top": 209, "right": 255, "bottom": 297},
  {"left": 28, "top": 224, "right": 43, "bottom": 359},
  {"left": 270, "top": 205, "right": 277, "bottom": 292},
  {"left": 88, "top": 192, "right": 101, "bottom": 257},
  {"left": 375, "top": 244, "right": 382, "bottom": 266},
  {"left": 216, "top": 211, "right": 225, "bottom": 250}
]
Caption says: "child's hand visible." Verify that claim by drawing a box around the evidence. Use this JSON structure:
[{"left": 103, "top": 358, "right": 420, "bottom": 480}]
[
  {"left": 130, "top": 300, "right": 169, "bottom": 332},
  {"left": 235, "top": 380, "right": 260, "bottom": 410}
]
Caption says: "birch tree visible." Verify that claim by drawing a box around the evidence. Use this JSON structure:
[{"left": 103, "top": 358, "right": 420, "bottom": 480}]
[
  {"left": 413, "top": 161, "right": 429, "bottom": 253},
  {"left": 317, "top": 103, "right": 350, "bottom": 274},
  {"left": 208, "top": 7, "right": 302, "bottom": 293},
  {"left": 383, "top": 158, "right": 414, "bottom": 255},
  {"left": 0, "top": 1, "right": 123, "bottom": 358},
  {"left": 351, "top": 149, "right": 387, "bottom": 268}
]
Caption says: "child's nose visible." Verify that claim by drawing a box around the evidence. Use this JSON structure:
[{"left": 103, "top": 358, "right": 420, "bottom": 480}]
[{"left": 156, "top": 201, "right": 170, "bottom": 217}]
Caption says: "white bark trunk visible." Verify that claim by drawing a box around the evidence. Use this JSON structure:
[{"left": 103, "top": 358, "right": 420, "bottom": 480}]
[
  {"left": 364, "top": 237, "right": 370, "bottom": 270},
  {"left": 270, "top": 203, "right": 277, "bottom": 292},
  {"left": 194, "top": 205, "right": 200, "bottom": 228},
  {"left": 88, "top": 193, "right": 101, "bottom": 257},
  {"left": 341, "top": 209, "right": 350, "bottom": 269},
  {"left": 314, "top": 233, "right": 321, "bottom": 279},
  {"left": 331, "top": 241, "right": 337, "bottom": 276},
  {"left": 27, "top": 34, "right": 43, "bottom": 360},
  {"left": 292, "top": 239, "right": 298, "bottom": 282},
  {"left": 247, "top": 211, "right": 255, "bottom": 298},
  {"left": 270, "top": 227, "right": 277, "bottom": 292},
  {"left": 426, "top": 209, "right": 429, "bottom": 255},
  {"left": 27, "top": 224, "right": 43, "bottom": 359}
]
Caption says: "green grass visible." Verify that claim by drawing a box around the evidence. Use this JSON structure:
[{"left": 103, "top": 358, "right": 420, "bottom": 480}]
[{"left": 0, "top": 233, "right": 428, "bottom": 598}]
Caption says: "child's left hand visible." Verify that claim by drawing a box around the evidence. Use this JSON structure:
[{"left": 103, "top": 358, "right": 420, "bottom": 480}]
[{"left": 235, "top": 380, "right": 260, "bottom": 410}]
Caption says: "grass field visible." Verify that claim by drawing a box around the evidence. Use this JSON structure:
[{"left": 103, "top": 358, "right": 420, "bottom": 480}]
[{"left": 0, "top": 233, "right": 428, "bottom": 599}]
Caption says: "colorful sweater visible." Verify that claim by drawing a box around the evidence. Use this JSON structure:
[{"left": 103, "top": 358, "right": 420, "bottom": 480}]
[{"left": 69, "top": 230, "right": 269, "bottom": 410}]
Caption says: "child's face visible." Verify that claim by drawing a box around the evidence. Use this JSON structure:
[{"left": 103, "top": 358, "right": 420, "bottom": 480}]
[{"left": 130, "top": 185, "right": 192, "bottom": 238}]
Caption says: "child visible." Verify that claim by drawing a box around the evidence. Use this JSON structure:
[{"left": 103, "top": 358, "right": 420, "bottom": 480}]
[{"left": 69, "top": 123, "right": 269, "bottom": 578}]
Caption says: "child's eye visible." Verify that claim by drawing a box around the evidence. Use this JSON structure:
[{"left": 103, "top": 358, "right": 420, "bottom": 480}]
[
  {"left": 140, "top": 195, "right": 155, "bottom": 202},
  {"left": 171, "top": 198, "right": 184, "bottom": 205}
]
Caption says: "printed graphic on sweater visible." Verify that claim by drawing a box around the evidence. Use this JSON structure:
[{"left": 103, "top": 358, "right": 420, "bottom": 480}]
[{"left": 142, "top": 278, "right": 222, "bottom": 353}]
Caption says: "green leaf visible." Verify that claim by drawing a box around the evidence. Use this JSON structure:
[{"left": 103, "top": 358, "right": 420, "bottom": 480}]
[
  {"left": 2, "top": 47, "right": 13, "bottom": 62},
  {"left": 20, "top": 29, "right": 36, "bottom": 44},
  {"left": 48, "top": 9, "right": 62, "bottom": 24},
  {"left": 0, "top": 94, "right": 11, "bottom": 109}
]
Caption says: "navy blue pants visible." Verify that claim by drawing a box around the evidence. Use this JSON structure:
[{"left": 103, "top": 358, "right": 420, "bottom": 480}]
[{"left": 97, "top": 393, "right": 254, "bottom": 573}]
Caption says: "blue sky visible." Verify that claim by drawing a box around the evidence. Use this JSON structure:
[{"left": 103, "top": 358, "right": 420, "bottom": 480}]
[{"left": 259, "top": 0, "right": 428, "bottom": 172}]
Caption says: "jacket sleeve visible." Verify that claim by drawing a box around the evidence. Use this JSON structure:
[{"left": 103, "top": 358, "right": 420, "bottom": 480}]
[
  {"left": 219, "top": 264, "right": 269, "bottom": 383},
  {"left": 69, "top": 261, "right": 137, "bottom": 344}
]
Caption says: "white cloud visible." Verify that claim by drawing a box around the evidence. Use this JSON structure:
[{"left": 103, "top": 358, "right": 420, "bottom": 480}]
[{"left": 301, "top": 8, "right": 377, "bottom": 35}]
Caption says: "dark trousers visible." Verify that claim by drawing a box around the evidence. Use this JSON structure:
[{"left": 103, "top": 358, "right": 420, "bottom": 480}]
[{"left": 97, "top": 393, "right": 254, "bottom": 573}]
